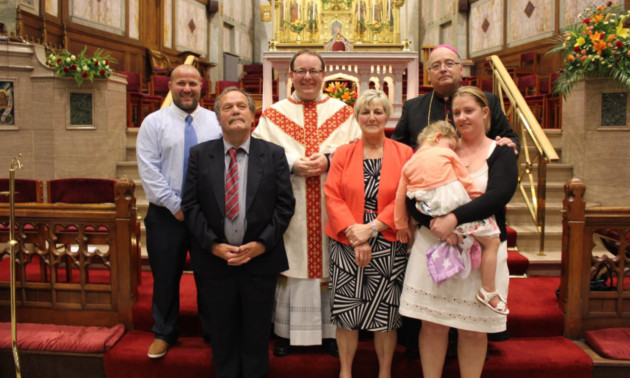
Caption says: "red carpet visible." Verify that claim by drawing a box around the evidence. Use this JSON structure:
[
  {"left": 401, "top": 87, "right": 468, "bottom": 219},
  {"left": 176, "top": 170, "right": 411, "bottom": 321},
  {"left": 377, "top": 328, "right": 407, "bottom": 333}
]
[
  {"left": 104, "top": 331, "right": 212, "bottom": 377},
  {"left": 584, "top": 328, "right": 630, "bottom": 360},
  {"left": 507, "top": 249, "right": 529, "bottom": 276},
  {"left": 132, "top": 270, "right": 203, "bottom": 335},
  {"left": 104, "top": 331, "right": 591, "bottom": 378},
  {"left": 102, "top": 272, "right": 591, "bottom": 377},
  {"left": 507, "top": 276, "right": 564, "bottom": 338}
]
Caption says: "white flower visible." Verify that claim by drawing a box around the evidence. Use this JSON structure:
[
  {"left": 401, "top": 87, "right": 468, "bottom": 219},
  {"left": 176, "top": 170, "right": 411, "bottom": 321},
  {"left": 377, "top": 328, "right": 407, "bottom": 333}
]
[
  {"left": 71, "top": 55, "right": 76, "bottom": 60},
  {"left": 83, "top": 65, "right": 89, "bottom": 71}
]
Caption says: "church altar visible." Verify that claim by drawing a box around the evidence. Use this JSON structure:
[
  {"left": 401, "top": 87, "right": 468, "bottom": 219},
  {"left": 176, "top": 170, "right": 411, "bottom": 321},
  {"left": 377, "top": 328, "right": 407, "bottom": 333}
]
[
  {"left": 270, "top": 0, "right": 407, "bottom": 50},
  {"left": 262, "top": 51, "right": 418, "bottom": 124}
]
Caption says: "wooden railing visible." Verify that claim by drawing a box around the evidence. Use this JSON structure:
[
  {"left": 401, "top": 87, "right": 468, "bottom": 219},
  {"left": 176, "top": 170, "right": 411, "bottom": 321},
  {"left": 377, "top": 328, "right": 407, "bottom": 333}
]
[
  {"left": 0, "top": 177, "right": 140, "bottom": 329},
  {"left": 559, "top": 177, "right": 630, "bottom": 338},
  {"left": 486, "top": 55, "right": 560, "bottom": 256}
]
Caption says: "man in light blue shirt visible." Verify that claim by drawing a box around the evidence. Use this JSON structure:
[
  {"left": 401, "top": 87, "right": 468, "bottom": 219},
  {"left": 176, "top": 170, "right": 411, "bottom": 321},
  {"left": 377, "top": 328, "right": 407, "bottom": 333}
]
[{"left": 137, "top": 64, "right": 222, "bottom": 359}]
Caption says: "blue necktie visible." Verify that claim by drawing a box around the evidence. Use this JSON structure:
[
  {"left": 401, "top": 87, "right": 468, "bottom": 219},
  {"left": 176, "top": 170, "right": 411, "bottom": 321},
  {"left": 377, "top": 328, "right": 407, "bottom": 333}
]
[{"left": 182, "top": 114, "right": 197, "bottom": 192}]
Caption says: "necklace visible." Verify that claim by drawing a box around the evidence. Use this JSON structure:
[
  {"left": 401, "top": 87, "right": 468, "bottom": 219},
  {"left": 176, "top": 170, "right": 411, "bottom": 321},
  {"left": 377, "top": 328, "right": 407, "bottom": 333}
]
[{"left": 427, "top": 91, "right": 451, "bottom": 125}]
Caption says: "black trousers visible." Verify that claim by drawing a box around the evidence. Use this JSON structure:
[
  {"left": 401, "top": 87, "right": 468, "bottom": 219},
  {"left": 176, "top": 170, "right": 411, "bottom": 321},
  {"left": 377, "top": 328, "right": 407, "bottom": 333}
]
[
  {"left": 145, "top": 204, "right": 192, "bottom": 343},
  {"left": 197, "top": 270, "right": 277, "bottom": 378}
]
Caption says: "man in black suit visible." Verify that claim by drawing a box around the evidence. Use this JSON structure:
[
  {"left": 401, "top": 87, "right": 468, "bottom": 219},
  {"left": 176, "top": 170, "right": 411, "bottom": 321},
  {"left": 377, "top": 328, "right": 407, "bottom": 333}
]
[
  {"left": 182, "top": 87, "right": 295, "bottom": 378},
  {"left": 391, "top": 44, "right": 520, "bottom": 153}
]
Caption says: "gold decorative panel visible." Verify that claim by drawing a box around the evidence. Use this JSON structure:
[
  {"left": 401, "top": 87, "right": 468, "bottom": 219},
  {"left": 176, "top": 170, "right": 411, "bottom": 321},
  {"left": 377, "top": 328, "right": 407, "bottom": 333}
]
[{"left": 270, "top": 0, "right": 407, "bottom": 51}]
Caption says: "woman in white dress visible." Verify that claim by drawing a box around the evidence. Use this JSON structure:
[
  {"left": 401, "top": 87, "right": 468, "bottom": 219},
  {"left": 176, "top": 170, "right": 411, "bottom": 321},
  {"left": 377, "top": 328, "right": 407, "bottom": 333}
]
[{"left": 398, "top": 86, "right": 518, "bottom": 378}]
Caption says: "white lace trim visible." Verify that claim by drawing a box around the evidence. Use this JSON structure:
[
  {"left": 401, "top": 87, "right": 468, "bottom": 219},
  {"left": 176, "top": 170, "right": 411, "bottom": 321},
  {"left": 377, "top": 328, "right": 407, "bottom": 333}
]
[{"left": 399, "top": 283, "right": 505, "bottom": 331}]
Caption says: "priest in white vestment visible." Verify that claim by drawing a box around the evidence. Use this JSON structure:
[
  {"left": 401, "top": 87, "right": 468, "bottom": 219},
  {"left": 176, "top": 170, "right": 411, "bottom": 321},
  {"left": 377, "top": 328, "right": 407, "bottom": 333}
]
[{"left": 253, "top": 50, "right": 361, "bottom": 356}]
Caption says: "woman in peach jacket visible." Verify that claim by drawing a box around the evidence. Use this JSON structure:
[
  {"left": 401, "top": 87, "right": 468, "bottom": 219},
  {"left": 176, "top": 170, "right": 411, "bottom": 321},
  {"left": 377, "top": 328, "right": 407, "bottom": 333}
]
[{"left": 324, "top": 90, "right": 413, "bottom": 378}]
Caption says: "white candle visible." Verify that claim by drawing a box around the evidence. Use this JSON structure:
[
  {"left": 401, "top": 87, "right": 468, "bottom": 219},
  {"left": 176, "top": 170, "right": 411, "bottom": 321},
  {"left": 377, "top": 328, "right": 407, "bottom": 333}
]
[
  {"left": 403, "top": 2, "right": 407, "bottom": 39},
  {"left": 372, "top": 0, "right": 376, "bottom": 21}
]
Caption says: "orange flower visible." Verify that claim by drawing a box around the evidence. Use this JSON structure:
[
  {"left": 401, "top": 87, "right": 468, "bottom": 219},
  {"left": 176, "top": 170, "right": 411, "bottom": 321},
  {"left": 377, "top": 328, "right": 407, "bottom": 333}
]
[
  {"left": 341, "top": 92, "right": 351, "bottom": 101},
  {"left": 589, "top": 31, "right": 601, "bottom": 43},
  {"left": 568, "top": 54, "right": 575, "bottom": 61},
  {"left": 607, "top": 34, "right": 616, "bottom": 42},
  {"left": 593, "top": 39, "right": 607, "bottom": 55}
]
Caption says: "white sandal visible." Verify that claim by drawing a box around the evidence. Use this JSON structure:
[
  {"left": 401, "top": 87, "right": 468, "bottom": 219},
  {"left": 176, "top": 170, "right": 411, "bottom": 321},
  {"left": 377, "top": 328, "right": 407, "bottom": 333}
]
[{"left": 476, "top": 288, "right": 509, "bottom": 315}]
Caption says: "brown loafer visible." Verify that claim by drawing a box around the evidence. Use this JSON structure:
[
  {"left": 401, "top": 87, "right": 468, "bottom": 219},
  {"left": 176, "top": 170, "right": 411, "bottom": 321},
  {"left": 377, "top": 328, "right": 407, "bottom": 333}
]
[{"left": 147, "top": 338, "right": 170, "bottom": 359}]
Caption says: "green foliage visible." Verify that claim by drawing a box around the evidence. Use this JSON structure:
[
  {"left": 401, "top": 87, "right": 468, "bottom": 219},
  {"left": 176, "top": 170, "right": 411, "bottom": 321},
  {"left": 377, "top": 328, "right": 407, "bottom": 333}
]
[{"left": 46, "top": 47, "right": 117, "bottom": 87}]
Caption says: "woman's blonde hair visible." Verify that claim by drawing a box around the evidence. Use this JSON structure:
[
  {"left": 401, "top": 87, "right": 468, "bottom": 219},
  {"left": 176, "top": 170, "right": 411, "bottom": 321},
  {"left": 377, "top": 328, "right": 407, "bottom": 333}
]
[
  {"left": 416, "top": 120, "right": 459, "bottom": 148},
  {"left": 452, "top": 86, "right": 491, "bottom": 133},
  {"left": 353, "top": 89, "right": 392, "bottom": 119}
]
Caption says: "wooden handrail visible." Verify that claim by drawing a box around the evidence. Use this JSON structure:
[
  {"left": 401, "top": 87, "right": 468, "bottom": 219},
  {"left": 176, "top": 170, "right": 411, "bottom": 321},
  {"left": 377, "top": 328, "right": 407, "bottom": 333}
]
[
  {"left": 486, "top": 55, "right": 559, "bottom": 256},
  {"left": 160, "top": 55, "right": 198, "bottom": 109},
  {"left": 559, "top": 177, "right": 630, "bottom": 338}
]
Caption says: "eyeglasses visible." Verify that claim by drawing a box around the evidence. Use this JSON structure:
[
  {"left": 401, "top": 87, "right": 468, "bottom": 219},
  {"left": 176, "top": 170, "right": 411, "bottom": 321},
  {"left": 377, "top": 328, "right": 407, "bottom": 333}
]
[
  {"left": 428, "top": 61, "right": 461, "bottom": 71},
  {"left": 292, "top": 69, "right": 324, "bottom": 77}
]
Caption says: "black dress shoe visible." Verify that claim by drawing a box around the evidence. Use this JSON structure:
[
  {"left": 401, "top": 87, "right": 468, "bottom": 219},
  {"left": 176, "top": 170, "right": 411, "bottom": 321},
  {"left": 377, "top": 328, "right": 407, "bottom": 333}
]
[
  {"left": 322, "top": 338, "right": 339, "bottom": 358},
  {"left": 273, "top": 338, "right": 293, "bottom": 357}
]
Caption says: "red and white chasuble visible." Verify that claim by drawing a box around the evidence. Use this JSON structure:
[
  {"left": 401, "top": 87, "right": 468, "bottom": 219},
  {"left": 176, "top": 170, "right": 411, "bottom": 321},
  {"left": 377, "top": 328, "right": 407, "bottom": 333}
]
[{"left": 253, "top": 94, "right": 361, "bottom": 280}]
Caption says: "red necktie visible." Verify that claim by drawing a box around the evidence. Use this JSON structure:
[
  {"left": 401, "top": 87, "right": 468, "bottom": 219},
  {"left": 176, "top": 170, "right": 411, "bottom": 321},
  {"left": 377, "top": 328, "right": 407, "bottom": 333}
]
[{"left": 225, "top": 148, "right": 239, "bottom": 220}]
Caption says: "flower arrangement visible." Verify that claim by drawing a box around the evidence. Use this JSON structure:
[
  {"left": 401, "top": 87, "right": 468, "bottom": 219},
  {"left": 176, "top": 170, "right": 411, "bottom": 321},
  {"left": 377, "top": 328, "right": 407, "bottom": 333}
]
[
  {"left": 324, "top": 81, "right": 357, "bottom": 106},
  {"left": 549, "top": 2, "right": 630, "bottom": 97},
  {"left": 358, "top": 20, "right": 391, "bottom": 33},
  {"left": 283, "top": 19, "right": 315, "bottom": 33},
  {"left": 46, "top": 47, "right": 117, "bottom": 87}
]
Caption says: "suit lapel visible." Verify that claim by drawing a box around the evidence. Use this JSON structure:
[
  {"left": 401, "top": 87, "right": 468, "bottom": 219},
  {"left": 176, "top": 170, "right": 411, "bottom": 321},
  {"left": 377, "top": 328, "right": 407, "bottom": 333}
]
[
  {"left": 208, "top": 140, "right": 226, "bottom": 217},
  {"left": 246, "top": 137, "right": 263, "bottom": 213}
]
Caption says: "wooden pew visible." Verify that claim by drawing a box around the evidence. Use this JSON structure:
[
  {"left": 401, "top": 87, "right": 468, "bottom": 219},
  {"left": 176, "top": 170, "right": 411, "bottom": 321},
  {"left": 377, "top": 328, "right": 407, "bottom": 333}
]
[
  {"left": 559, "top": 177, "right": 630, "bottom": 338},
  {"left": 0, "top": 177, "right": 140, "bottom": 329}
]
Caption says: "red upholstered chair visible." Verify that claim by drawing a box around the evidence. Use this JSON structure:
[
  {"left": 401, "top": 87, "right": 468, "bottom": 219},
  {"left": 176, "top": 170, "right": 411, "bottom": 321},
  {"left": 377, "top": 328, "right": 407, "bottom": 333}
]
[
  {"left": 544, "top": 73, "right": 562, "bottom": 129},
  {"left": 520, "top": 51, "right": 538, "bottom": 73},
  {"left": 0, "top": 178, "right": 43, "bottom": 203},
  {"left": 243, "top": 64, "right": 263, "bottom": 76},
  {"left": 481, "top": 78, "right": 493, "bottom": 92},
  {"left": 517, "top": 74, "right": 546, "bottom": 125},
  {"left": 46, "top": 178, "right": 118, "bottom": 283},
  {"left": 461, "top": 76, "right": 478, "bottom": 87},
  {"left": 517, "top": 74, "right": 538, "bottom": 96},
  {"left": 148, "top": 74, "right": 171, "bottom": 98},
  {"left": 201, "top": 78, "right": 211, "bottom": 99},
  {"left": 47, "top": 178, "right": 116, "bottom": 204},
  {"left": 119, "top": 71, "right": 162, "bottom": 127},
  {"left": 215, "top": 80, "right": 240, "bottom": 96}
]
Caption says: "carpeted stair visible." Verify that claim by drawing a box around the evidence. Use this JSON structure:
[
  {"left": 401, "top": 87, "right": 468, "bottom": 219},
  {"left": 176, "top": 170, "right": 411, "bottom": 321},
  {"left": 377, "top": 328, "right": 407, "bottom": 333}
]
[{"left": 102, "top": 271, "right": 592, "bottom": 378}]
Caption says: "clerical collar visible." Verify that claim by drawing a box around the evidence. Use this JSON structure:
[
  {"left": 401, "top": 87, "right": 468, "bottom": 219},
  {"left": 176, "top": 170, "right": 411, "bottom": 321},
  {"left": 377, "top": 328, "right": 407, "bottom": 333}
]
[{"left": 290, "top": 92, "right": 326, "bottom": 103}]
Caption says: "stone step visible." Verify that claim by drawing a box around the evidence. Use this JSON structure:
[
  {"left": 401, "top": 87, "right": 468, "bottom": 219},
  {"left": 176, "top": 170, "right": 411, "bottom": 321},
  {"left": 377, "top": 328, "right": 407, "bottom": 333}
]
[
  {"left": 509, "top": 223, "right": 562, "bottom": 255},
  {"left": 509, "top": 182, "right": 567, "bottom": 205},
  {"left": 506, "top": 203, "right": 563, "bottom": 226},
  {"left": 519, "top": 162, "right": 573, "bottom": 182},
  {"left": 126, "top": 144, "right": 136, "bottom": 161},
  {"left": 117, "top": 161, "right": 140, "bottom": 180}
]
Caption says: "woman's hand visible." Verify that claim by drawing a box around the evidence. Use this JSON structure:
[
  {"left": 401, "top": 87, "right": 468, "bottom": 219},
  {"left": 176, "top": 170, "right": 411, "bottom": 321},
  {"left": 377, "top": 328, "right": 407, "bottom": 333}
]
[
  {"left": 430, "top": 213, "right": 458, "bottom": 240},
  {"left": 345, "top": 223, "right": 371, "bottom": 247},
  {"left": 354, "top": 242, "right": 372, "bottom": 267},
  {"left": 397, "top": 228, "right": 412, "bottom": 243}
]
